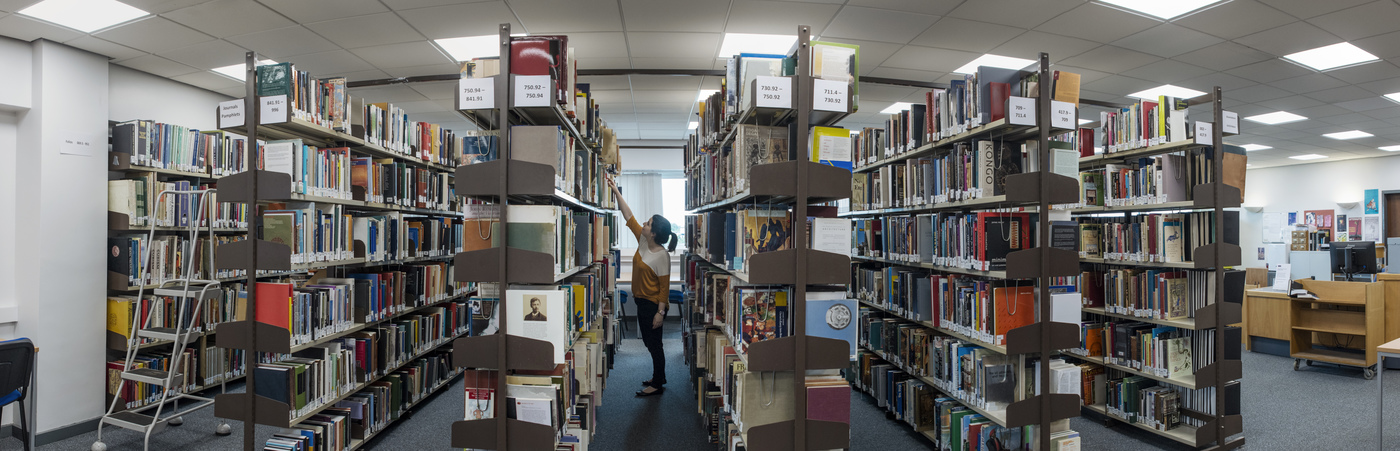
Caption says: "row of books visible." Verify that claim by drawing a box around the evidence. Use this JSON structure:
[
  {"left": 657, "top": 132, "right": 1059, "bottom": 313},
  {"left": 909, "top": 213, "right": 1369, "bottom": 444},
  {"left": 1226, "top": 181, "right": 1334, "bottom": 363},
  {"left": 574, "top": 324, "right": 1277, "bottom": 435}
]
[
  {"left": 255, "top": 266, "right": 472, "bottom": 338},
  {"left": 501, "top": 126, "right": 612, "bottom": 207},
  {"left": 106, "top": 285, "right": 247, "bottom": 346},
  {"left": 854, "top": 213, "right": 1079, "bottom": 273},
  {"left": 105, "top": 345, "right": 246, "bottom": 410},
  {"left": 688, "top": 262, "right": 858, "bottom": 357},
  {"left": 261, "top": 140, "right": 457, "bottom": 212},
  {"left": 1080, "top": 269, "right": 1240, "bottom": 321},
  {"left": 685, "top": 123, "right": 790, "bottom": 206},
  {"left": 108, "top": 178, "right": 248, "bottom": 228},
  {"left": 852, "top": 139, "right": 1080, "bottom": 212},
  {"left": 253, "top": 302, "right": 469, "bottom": 422},
  {"left": 1097, "top": 96, "right": 1193, "bottom": 154},
  {"left": 263, "top": 202, "right": 465, "bottom": 265},
  {"left": 108, "top": 234, "right": 249, "bottom": 286},
  {"left": 1072, "top": 320, "right": 1237, "bottom": 380},
  {"left": 266, "top": 350, "right": 458, "bottom": 451},
  {"left": 685, "top": 208, "right": 794, "bottom": 272},
  {"left": 486, "top": 205, "right": 614, "bottom": 277},
  {"left": 113, "top": 121, "right": 251, "bottom": 176},
  {"left": 1077, "top": 211, "right": 1238, "bottom": 264},
  {"left": 1089, "top": 368, "right": 1237, "bottom": 432},
  {"left": 692, "top": 42, "right": 860, "bottom": 148}
]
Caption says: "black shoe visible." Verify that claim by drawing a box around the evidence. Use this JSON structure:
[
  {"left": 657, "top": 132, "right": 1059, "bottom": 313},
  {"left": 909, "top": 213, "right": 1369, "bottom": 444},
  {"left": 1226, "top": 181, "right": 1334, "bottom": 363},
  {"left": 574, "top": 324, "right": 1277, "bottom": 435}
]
[{"left": 635, "top": 387, "right": 664, "bottom": 397}]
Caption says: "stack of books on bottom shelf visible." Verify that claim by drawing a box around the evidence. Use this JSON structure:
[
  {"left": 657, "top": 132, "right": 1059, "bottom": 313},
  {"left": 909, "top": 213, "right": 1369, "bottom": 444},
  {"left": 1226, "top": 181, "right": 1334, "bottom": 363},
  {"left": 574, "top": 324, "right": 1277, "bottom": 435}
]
[{"left": 105, "top": 345, "right": 248, "bottom": 410}]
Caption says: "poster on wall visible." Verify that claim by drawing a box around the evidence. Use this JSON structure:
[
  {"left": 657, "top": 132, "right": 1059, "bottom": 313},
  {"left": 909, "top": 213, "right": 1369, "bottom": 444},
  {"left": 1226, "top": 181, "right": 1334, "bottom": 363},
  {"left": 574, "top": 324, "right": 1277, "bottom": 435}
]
[
  {"left": 1364, "top": 216, "right": 1382, "bottom": 243},
  {"left": 1366, "top": 189, "right": 1380, "bottom": 214},
  {"left": 1288, "top": 212, "right": 1297, "bottom": 225},
  {"left": 1336, "top": 215, "right": 1348, "bottom": 241},
  {"left": 1349, "top": 217, "right": 1363, "bottom": 241},
  {"left": 1304, "top": 209, "right": 1334, "bottom": 232},
  {"left": 1263, "top": 212, "right": 1287, "bottom": 243}
]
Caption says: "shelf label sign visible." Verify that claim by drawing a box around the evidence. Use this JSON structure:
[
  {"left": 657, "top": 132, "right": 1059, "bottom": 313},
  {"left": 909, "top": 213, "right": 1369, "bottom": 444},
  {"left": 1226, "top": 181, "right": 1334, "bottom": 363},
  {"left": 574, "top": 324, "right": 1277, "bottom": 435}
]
[
  {"left": 1007, "top": 96, "right": 1035, "bottom": 126},
  {"left": 754, "top": 76, "right": 790, "bottom": 109},
  {"left": 514, "top": 75, "right": 551, "bottom": 107},
  {"left": 1051, "top": 100, "right": 1075, "bottom": 129},
  {"left": 219, "top": 99, "right": 244, "bottom": 128},
  {"left": 1223, "top": 111, "right": 1239, "bottom": 134},
  {"left": 1195, "top": 121, "right": 1213, "bottom": 145},
  {"left": 813, "top": 79, "right": 847, "bottom": 112},
  {"left": 458, "top": 78, "right": 494, "bottom": 110},
  {"left": 260, "top": 95, "right": 288, "bottom": 125}
]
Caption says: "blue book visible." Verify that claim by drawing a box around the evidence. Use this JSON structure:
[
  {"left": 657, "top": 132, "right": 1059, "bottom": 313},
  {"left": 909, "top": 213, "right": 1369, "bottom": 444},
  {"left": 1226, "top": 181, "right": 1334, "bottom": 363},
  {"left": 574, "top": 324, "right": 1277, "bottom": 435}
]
[{"left": 807, "top": 296, "right": 857, "bottom": 359}]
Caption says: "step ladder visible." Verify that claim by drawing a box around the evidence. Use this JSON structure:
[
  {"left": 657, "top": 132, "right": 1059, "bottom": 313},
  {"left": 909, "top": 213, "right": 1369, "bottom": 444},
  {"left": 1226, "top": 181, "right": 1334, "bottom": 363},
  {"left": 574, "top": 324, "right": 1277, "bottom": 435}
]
[{"left": 93, "top": 189, "right": 232, "bottom": 451}]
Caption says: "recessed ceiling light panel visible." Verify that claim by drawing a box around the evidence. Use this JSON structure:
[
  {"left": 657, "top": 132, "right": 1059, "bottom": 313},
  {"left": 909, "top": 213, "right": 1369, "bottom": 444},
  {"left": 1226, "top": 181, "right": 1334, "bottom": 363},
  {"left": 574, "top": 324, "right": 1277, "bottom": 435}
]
[
  {"left": 1323, "top": 130, "right": 1372, "bottom": 140},
  {"left": 697, "top": 89, "right": 719, "bottom": 101},
  {"left": 1097, "top": 0, "right": 1224, "bottom": 19},
  {"left": 18, "top": 0, "right": 149, "bottom": 33},
  {"left": 213, "top": 59, "right": 276, "bottom": 81},
  {"left": 1244, "top": 111, "right": 1306, "bottom": 125},
  {"left": 880, "top": 102, "right": 912, "bottom": 115},
  {"left": 1239, "top": 144, "right": 1272, "bottom": 151},
  {"left": 953, "top": 54, "right": 1036, "bottom": 75},
  {"left": 1290, "top": 154, "right": 1327, "bottom": 160},
  {"left": 718, "top": 33, "right": 796, "bottom": 57},
  {"left": 688, "top": 121, "right": 698, "bottom": 130},
  {"left": 1380, "top": 145, "right": 1400, "bottom": 151},
  {"left": 1127, "top": 84, "right": 1205, "bottom": 100},
  {"left": 1283, "top": 42, "right": 1379, "bottom": 71},
  {"left": 436, "top": 35, "right": 501, "bottom": 62}
]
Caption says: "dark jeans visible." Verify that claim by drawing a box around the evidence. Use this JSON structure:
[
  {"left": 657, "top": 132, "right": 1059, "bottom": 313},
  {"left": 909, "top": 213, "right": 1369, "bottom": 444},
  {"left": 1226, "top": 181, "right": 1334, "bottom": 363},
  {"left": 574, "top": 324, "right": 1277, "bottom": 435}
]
[{"left": 635, "top": 298, "right": 666, "bottom": 387}]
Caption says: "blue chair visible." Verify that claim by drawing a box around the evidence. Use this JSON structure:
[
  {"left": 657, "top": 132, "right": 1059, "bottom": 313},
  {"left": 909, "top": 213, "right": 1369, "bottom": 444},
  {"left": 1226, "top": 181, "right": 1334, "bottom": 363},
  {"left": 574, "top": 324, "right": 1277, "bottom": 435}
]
[
  {"left": 618, "top": 290, "right": 632, "bottom": 336},
  {"left": 0, "top": 338, "right": 35, "bottom": 451}
]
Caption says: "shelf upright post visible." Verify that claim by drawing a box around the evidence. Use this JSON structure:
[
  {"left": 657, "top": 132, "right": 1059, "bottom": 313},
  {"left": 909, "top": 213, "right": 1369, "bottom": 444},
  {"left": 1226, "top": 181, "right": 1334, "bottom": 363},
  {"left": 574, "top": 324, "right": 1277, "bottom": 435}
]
[
  {"left": 792, "top": 24, "right": 812, "bottom": 451},
  {"left": 1034, "top": 51, "right": 1054, "bottom": 451},
  {"left": 494, "top": 22, "right": 513, "bottom": 451},
  {"left": 240, "top": 50, "right": 259, "bottom": 451},
  {"left": 1209, "top": 85, "right": 1238, "bottom": 451}
]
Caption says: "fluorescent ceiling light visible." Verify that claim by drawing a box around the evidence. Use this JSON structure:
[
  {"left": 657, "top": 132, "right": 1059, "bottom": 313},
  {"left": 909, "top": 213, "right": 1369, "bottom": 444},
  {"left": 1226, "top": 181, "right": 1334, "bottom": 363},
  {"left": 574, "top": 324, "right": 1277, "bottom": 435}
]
[
  {"left": 718, "top": 33, "right": 796, "bottom": 57},
  {"left": 1247, "top": 164, "right": 1253, "bottom": 168},
  {"left": 697, "top": 89, "right": 719, "bottom": 101},
  {"left": 1323, "top": 130, "right": 1372, "bottom": 140},
  {"left": 688, "top": 121, "right": 698, "bottom": 130},
  {"left": 1127, "top": 84, "right": 1205, "bottom": 100},
  {"left": 1384, "top": 92, "right": 1400, "bottom": 104},
  {"left": 1239, "top": 144, "right": 1272, "bottom": 151},
  {"left": 18, "top": 0, "right": 148, "bottom": 32},
  {"left": 880, "top": 102, "right": 913, "bottom": 115},
  {"left": 436, "top": 35, "right": 501, "bottom": 62},
  {"left": 213, "top": 60, "right": 276, "bottom": 81},
  {"left": 1290, "top": 154, "right": 1327, "bottom": 160},
  {"left": 1097, "top": 0, "right": 1223, "bottom": 19},
  {"left": 1283, "top": 42, "right": 1379, "bottom": 71},
  {"left": 1078, "top": 119, "right": 1092, "bottom": 125},
  {"left": 1381, "top": 145, "right": 1400, "bottom": 152},
  {"left": 848, "top": 129, "right": 861, "bottom": 136},
  {"left": 1245, "top": 111, "right": 1306, "bottom": 125},
  {"left": 953, "top": 54, "right": 1035, "bottom": 75}
]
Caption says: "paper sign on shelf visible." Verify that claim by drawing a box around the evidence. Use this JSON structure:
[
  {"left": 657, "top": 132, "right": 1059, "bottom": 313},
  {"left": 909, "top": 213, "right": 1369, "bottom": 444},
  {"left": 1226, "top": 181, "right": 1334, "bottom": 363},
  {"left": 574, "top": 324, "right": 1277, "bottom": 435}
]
[
  {"left": 1223, "top": 111, "right": 1239, "bottom": 135},
  {"left": 1007, "top": 96, "right": 1035, "bottom": 126},
  {"left": 754, "top": 76, "right": 790, "bottom": 109},
  {"left": 1271, "top": 264, "right": 1291, "bottom": 291},
  {"left": 458, "top": 78, "right": 495, "bottom": 110},
  {"left": 1195, "top": 121, "right": 1213, "bottom": 145},
  {"left": 1051, "top": 100, "right": 1075, "bottom": 129},
  {"left": 514, "top": 75, "right": 551, "bottom": 107},
  {"left": 260, "top": 95, "right": 288, "bottom": 125},
  {"left": 813, "top": 79, "right": 847, "bottom": 112},
  {"left": 219, "top": 99, "right": 244, "bottom": 129}
]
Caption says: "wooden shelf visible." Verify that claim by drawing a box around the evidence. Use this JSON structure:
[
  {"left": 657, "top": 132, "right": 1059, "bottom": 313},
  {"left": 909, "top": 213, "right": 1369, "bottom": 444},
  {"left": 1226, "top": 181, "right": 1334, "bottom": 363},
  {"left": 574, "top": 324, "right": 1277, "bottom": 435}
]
[
  {"left": 1071, "top": 354, "right": 1199, "bottom": 389},
  {"left": 1078, "top": 139, "right": 1205, "bottom": 166},
  {"left": 1081, "top": 307, "right": 1198, "bottom": 330},
  {"left": 1290, "top": 349, "right": 1367, "bottom": 367},
  {"left": 1083, "top": 403, "right": 1200, "bottom": 447}
]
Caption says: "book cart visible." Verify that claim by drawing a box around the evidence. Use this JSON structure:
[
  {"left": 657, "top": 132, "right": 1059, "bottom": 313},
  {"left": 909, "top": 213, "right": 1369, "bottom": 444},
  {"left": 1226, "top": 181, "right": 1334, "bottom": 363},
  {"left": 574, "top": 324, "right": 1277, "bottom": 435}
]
[
  {"left": 450, "top": 23, "right": 617, "bottom": 451},
  {"left": 1071, "top": 87, "right": 1246, "bottom": 450},
  {"left": 841, "top": 53, "right": 1085, "bottom": 451}
]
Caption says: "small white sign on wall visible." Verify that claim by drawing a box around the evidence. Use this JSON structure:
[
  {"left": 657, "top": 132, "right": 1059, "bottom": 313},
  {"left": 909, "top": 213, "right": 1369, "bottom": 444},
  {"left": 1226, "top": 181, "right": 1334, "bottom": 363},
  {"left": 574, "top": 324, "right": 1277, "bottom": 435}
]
[{"left": 60, "top": 131, "right": 98, "bottom": 157}]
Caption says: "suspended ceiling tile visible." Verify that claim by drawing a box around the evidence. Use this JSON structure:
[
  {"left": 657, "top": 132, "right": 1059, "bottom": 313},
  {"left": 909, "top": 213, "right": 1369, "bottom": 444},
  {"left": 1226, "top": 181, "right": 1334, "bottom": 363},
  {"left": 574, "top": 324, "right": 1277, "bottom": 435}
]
[
  {"left": 589, "top": 90, "right": 633, "bottom": 104},
  {"left": 1362, "top": 106, "right": 1400, "bottom": 119},
  {"left": 409, "top": 80, "right": 457, "bottom": 100},
  {"left": 1257, "top": 0, "right": 1374, "bottom": 19},
  {"left": 845, "top": 0, "right": 960, "bottom": 16},
  {"left": 1113, "top": 24, "right": 1223, "bottom": 58},
  {"left": 224, "top": 26, "right": 339, "bottom": 59},
  {"left": 397, "top": 1, "right": 519, "bottom": 40},
  {"left": 607, "top": 121, "right": 639, "bottom": 130},
  {"left": 347, "top": 84, "right": 427, "bottom": 104},
  {"left": 117, "top": 54, "right": 200, "bottom": 78},
  {"left": 724, "top": 0, "right": 840, "bottom": 36},
  {"left": 1326, "top": 61, "right": 1400, "bottom": 85},
  {"left": 639, "top": 129, "right": 688, "bottom": 139},
  {"left": 1223, "top": 58, "right": 1312, "bottom": 84},
  {"left": 283, "top": 49, "right": 375, "bottom": 76},
  {"left": 63, "top": 36, "right": 145, "bottom": 61},
  {"left": 859, "top": 83, "right": 921, "bottom": 102},
  {"left": 381, "top": 0, "right": 493, "bottom": 10},
  {"left": 1253, "top": 94, "right": 1325, "bottom": 111},
  {"left": 1232, "top": 21, "right": 1341, "bottom": 56},
  {"left": 116, "top": 0, "right": 209, "bottom": 14},
  {"left": 262, "top": 0, "right": 387, "bottom": 23},
  {"left": 1226, "top": 84, "right": 1293, "bottom": 104},
  {"left": 1047, "top": 65, "right": 1111, "bottom": 84},
  {"left": 553, "top": 32, "right": 629, "bottom": 59},
  {"left": 396, "top": 99, "right": 453, "bottom": 114},
  {"left": 576, "top": 57, "right": 633, "bottom": 70},
  {"left": 1034, "top": 3, "right": 1160, "bottom": 44},
  {"left": 820, "top": 6, "right": 937, "bottom": 45},
  {"left": 576, "top": 75, "right": 631, "bottom": 91},
  {"left": 618, "top": 0, "right": 727, "bottom": 33},
  {"left": 170, "top": 70, "right": 242, "bottom": 91},
  {"left": 159, "top": 39, "right": 248, "bottom": 70},
  {"left": 1306, "top": 1, "right": 1400, "bottom": 41},
  {"left": 628, "top": 75, "right": 701, "bottom": 91},
  {"left": 408, "top": 111, "right": 464, "bottom": 124},
  {"left": 349, "top": 41, "right": 451, "bottom": 70},
  {"left": 1173, "top": 0, "right": 1295, "bottom": 40},
  {"left": 823, "top": 38, "right": 902, "bottom": 73},
  {"left": 1354, "top": 30, "right": 1400, "bottom": 60},
  {"left": 882, "top": 45, "right": 979, "bottom": 73},
  {"left": 511, "top": 0, "right": 622, "bottom": 33},
  {"left": 305, "top": 12, "right": 423, "bottom": 49},
  {"left": 1179, "top": 71, "right": 1255, "bottom": 91},
  {"left": 632, "top": 102, "right": 691, "bottom": 113},
  {"left": 612, "top": 129, "right": 640, "bottom": 140},
  {"left": 383, "top": 63, "right": 460, "bottom": 78},
  {"left": 637, "top": 121, "right": 686, "bottom": 130},
  {"left": 630, "top": 57, "right": 714, "bottom": 70},
  {"left": 1303, "top": 85, "right": 1378, "bottom": 104},
  {"left": 867, "top": 66, "right": 940, "bottom": 82},
  {"left": 908, "top": 17, "right": 1024, "bottom": 53},
  {"left": 1081, "top": 74, "right": 1156, "bottom": 97},
  {"left": 164, "top": 0, "right": 293, "bottom": 38},
  {"left": 96, "top": 16, "right": 213, "bottom": 54},
  {"left": 0, "top": 14, "right": 81, "bottom": 42},
  {"left": 215, "top": 85, "right": 245, "bottom": 98},
  {"left": 989, "top": 31, "right": 1099, "bottom": 62},
  {"left": 945, "top": 0, "right": 1082, "bottom": 30},
  {"left": 1270, "top": 73, "right": 1347, "bottom": 94},
  {"left": 1059, "top": 45, "right": 1159, "bottom": 74},
  {"left": 1358, "top": 77, "right": 1400, "bottom": 96},
  {"left": 1120, "top": 60, "right": 1214, "bottom": 84},
  {"left": 1316, "top": 111, "right": 1375, "bottom": 126},
  {"left": 627, "top": 90, "right": 695, "bottom": 104},
  {"left": 626, "top": 32, "right": 721, "bottom": 59}
]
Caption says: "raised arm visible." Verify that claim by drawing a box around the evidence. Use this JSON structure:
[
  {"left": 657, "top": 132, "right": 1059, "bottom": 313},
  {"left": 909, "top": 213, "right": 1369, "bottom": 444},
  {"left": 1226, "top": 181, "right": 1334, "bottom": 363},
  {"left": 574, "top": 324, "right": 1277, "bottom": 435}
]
[{"left": 608, "top": 175, "right": 634, "bottom": 221}]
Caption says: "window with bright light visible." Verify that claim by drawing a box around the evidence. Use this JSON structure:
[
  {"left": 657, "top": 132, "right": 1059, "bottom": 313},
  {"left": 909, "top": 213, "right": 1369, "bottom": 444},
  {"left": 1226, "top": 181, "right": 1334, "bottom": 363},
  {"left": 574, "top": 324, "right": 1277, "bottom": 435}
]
[{"left": 662, "top": 178, "right": 687, "bottom": 250}]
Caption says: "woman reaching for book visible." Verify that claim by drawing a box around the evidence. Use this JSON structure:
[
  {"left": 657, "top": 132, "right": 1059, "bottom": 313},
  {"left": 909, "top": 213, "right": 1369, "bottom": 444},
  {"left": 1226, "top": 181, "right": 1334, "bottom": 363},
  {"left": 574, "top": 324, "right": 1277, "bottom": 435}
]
[{"left": 608, "top": 175, "right": 678, "bottom": 397}]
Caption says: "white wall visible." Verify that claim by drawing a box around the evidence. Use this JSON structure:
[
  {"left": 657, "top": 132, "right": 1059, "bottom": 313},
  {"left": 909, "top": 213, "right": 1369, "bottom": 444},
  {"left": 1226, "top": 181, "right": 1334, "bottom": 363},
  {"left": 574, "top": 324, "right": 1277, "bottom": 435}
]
[
  {"left": 1240, "top": 155, "right": 1400, "bottom": 268},
  {"left": 620, "top": 148, "right": 683, "bottom": 172},
  {"left": 0, "top": 37, "right": 31, "bottom": 111},
  {"left": 109, "top": 65, "right": 231, "bottom": 128}
]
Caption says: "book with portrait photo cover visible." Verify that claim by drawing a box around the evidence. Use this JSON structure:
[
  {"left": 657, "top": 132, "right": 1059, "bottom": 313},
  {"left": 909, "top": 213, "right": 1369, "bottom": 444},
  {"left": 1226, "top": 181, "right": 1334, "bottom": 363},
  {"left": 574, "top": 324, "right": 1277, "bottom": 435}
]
[{"left": 506, "top": 286, "right": 568, "bottom": 364}]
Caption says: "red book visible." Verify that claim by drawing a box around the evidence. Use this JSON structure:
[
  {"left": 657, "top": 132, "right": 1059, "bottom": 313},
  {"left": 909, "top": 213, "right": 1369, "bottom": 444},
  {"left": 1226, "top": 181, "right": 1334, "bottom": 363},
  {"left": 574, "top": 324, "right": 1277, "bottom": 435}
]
[
  {"left": 806, "top": 384, "right": 851, "bottom": 424},
  {"left": 989, "top": 82, "right": 1010, "bottom": 121},
  {"left": 254, "top": 282, "right": 294, "bottom": 331},
  {"left": 993, "top": 285, "right": 1035, "bottom": 345},
  {"left": 1079, "top": 128, "right": 1095, "bottom": 157}
]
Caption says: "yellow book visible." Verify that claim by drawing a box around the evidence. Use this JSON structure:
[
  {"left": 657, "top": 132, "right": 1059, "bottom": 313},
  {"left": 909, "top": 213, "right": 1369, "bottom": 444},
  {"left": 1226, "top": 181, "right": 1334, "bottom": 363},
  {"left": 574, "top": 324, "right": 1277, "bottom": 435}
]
[
  {"left": 808, "top": 126, "right": 853, "bottom": 170},
  {"left": 107, "top": 297, "right": 134, "bottom": 341}
]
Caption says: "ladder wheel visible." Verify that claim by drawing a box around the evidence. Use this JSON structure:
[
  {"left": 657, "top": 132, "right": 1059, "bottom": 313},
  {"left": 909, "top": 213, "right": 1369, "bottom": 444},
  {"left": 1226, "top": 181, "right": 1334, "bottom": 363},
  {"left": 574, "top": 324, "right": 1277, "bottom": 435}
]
[
  {"left": 169, "top": 416, "right": 183, "bottom": 426},
  {"left": 92, "top": 441, "right": 108, "bottom": 451},
  {"left": 216, "top": 423, "right": 232, "bottom": 436},
  {"left": 1366, "top": 366, "right": 1378, "bottom": 380}
]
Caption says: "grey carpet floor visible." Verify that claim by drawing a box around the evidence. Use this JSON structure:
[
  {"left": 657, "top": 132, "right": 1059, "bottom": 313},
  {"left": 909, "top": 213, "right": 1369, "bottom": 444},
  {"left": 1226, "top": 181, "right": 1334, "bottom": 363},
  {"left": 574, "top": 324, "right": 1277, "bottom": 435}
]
[{"left": 14, "top": 329, "right": 1400, "bottom": 450}]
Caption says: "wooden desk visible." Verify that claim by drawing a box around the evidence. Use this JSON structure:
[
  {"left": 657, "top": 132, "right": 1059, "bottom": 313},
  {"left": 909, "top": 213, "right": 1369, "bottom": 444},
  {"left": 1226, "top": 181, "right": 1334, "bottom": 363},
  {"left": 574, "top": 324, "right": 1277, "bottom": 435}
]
[
  {"left": 1376, "top": 338, "right": 1400, "bottom": 450},
  {"left": 1245, "top": 288, "right": 1292, "bottom": 350},
  {"left": 1287, "top": 279, "right": 1383, "bottom": 375},
  {"left": 1378, "top": 274, "right": 1400, "bottom": 341}
]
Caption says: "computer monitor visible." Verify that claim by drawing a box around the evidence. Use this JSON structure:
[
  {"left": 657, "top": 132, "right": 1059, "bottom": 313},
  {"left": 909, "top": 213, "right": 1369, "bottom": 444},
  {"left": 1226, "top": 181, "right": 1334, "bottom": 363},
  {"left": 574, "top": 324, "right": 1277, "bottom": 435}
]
[{"left": 1330, "top": 240, "right": 1378, "bottom": 280}]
